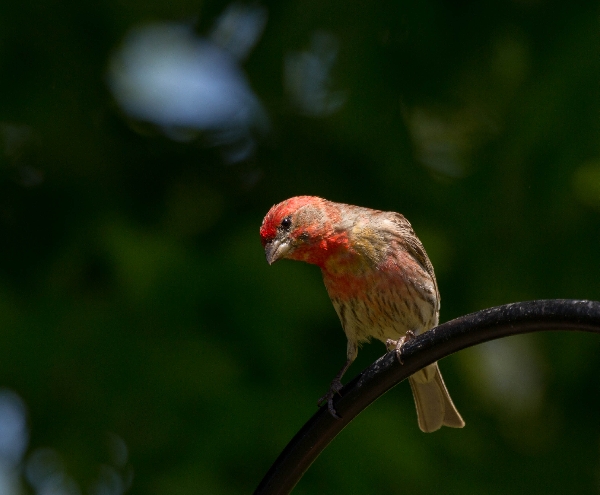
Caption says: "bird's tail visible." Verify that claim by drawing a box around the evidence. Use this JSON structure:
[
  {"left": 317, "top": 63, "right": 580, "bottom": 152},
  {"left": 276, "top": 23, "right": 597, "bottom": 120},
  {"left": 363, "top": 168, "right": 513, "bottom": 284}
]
[{"left": 408, "top": 362, "right": 465, "bottom": 433}]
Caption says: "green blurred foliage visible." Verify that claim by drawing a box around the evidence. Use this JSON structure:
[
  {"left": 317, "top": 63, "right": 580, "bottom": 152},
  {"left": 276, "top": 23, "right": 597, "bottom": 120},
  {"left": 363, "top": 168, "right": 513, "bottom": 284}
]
[{"left": 1, "top": 0, "right": 600, "bottom": 494}]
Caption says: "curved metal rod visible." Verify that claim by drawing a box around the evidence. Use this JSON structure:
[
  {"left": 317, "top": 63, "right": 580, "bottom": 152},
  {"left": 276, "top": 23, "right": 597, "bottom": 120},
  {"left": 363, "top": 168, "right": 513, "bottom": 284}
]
[{"left": 253, "top": 299, "right": 600, "bottom": 495}]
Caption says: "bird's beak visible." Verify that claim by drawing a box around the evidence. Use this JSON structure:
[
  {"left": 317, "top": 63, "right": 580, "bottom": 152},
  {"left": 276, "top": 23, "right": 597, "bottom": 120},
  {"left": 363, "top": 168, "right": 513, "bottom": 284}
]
[{"left": 265, "top": 238, "right": 291, "bottom": 265}]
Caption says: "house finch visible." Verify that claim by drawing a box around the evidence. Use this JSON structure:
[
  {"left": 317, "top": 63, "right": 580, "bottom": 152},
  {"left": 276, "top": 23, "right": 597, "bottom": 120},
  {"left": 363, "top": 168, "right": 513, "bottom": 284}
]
[{"left": 260, "top": 196, "right": 464, "bottom": 432}]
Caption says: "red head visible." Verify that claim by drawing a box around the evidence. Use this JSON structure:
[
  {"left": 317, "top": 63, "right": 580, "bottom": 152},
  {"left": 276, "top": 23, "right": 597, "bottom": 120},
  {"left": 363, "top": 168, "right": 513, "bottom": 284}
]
[{"left": 259, "top": 196, "right": 346, "bottom": 267}]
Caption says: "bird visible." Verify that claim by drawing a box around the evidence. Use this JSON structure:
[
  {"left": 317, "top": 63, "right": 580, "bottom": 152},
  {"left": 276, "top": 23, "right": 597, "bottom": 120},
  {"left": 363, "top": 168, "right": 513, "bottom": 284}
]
[{"left": 259, "top": 195, "right": 464, "bottom": 432}]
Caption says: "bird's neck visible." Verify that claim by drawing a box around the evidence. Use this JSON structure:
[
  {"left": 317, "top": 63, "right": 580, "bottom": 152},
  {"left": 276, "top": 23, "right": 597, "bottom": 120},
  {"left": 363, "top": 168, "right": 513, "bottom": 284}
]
[{"left": 288, "top": 230, "right": 358, "bottom": 271}]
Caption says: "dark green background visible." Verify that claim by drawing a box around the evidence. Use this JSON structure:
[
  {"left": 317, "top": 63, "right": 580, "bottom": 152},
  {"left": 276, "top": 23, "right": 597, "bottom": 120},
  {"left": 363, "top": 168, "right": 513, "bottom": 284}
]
[{"left": 1, "top": 0, "right": 600, "bottom": 494}]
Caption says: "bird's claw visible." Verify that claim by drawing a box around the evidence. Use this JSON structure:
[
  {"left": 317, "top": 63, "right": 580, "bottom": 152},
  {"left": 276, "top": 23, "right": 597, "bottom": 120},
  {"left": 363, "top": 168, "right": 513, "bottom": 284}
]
[
  {"left": 317, "top": 379, "right": 343, "bottom": 419},
  {"left": 386, "top": 330, "right": 416, "bottom": 365}
]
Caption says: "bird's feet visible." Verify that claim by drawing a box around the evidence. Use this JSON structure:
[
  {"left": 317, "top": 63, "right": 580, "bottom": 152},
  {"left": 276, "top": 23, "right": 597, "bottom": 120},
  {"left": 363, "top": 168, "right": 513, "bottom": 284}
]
[
  {"left": 386, "top": 330, "right": 416, "bottom": 364},
  {"left": 317, "top": 379, "right": 344, "bottom": 419}
]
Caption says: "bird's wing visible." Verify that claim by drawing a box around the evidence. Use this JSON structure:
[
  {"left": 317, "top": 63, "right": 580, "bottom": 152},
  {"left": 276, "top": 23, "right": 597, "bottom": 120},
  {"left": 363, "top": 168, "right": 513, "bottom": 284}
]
[{"left": 385, "top": 212, "right": 439, "bottom": 298}]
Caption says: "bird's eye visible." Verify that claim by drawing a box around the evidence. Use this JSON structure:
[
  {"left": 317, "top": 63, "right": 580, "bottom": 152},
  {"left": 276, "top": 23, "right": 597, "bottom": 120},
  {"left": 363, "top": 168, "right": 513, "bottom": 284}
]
[{"left": 280, "top": 216, "right": 292, "bottom": 230}]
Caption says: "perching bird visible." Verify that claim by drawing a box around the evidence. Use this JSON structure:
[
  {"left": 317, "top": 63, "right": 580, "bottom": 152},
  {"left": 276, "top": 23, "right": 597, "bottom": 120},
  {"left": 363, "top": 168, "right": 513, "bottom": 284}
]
[{"left": 259, "top": 196, "right": 464, "bottom": 432}]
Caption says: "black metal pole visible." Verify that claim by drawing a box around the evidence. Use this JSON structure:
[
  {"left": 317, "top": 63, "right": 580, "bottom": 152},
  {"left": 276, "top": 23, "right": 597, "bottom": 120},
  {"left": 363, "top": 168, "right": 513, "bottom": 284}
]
[{"left": 253, "top": 299, "right": 600, "bottom": 495}]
